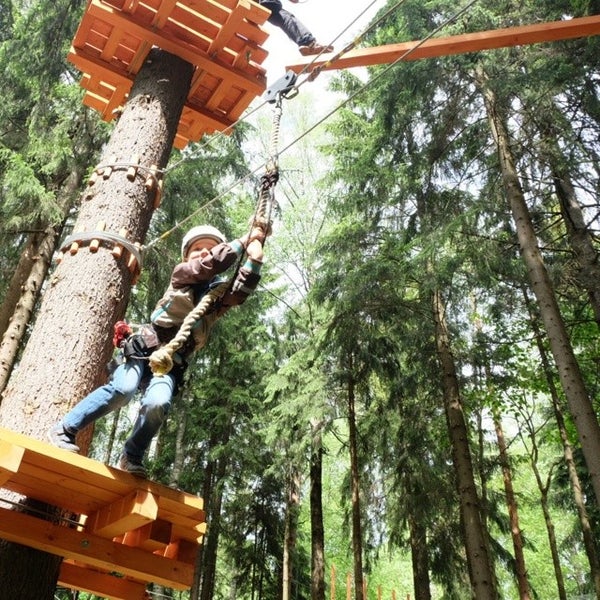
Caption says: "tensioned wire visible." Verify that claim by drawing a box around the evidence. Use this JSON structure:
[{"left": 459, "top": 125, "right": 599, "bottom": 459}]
[{"left": 143, "top": 0, "right": 482, "bottom": 252}]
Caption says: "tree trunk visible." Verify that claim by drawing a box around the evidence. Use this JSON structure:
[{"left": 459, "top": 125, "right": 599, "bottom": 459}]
[
  {"left": 0, "top": 230, "right": 47, "bottom": 340},
  {"left": 408, "top": 513, "right": 431, "bottom": 600},
  {"left": 310, "top": 419, "right": 326, "bottom": 600},
  {"left": 492, "top": 410, "right": 531, "bottom": 599},
  {"left": 523, "top": 288, "right": 600, "bottom": 599},
  {"left": 535, "top": 104, "right": 600, "bottom": 327},
  {"left": 198, "top": 421, "right": 231, "bottom": 600},
  {"left": 476, "top": 62, "right": 600, "bottom": 505},
  {"left": 0, "top": 167, "right": 87, "bottom": 397},
  {"left": 347, "top": 359, "right": 365, "bottom": 600},
  {"left": 0, "top": 48, "right": 193, "bottom": 599},
  {"left": 432, "top": 288, "right": 497, "bottom": 600},
  {"left": 283, "top": 465, "right": 301, "bottom": 600},
  {"left": 0, "top": 227, "right": 58, "bottom": 396}
]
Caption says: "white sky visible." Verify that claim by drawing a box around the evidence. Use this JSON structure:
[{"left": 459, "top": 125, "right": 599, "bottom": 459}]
[{"left": 259, "top": 0, "right": 386, "bottom": 86}]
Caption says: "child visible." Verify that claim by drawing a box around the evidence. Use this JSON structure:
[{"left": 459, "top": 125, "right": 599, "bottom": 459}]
[
  {"left": 259, "top": 0, "right": 333, "bottom": 56},
  {"left": 49, "top": 223, "right": 266, "bottom": 476}
]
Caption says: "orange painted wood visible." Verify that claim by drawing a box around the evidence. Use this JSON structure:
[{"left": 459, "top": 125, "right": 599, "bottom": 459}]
[
  {"left": 121, "top": 519, "right": 173, "bottom": 552},
  {"left": 68, "top": 0, "right": 270, "bottom": 148},
  {"left": 0, "top": 506, "right": 193, "bottom": 588},
  {"left": 287, "top": 14, "right": 600, "bottom": 73},
  {"left": 0, "top": 427, "right": 205, "bottom": 594},
  {"left": 87, "top": 489, "right": 159, "bottom": 538},
  {"left": 0, "top": 439, "right": 24, "bottom": 486},
  {"left": 59, "top": 561, "right": 147, "bottom": 600}
]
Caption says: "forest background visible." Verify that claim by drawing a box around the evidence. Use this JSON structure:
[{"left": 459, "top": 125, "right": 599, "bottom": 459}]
[{"left": 1, "top": 0, "right": 600, "bottom": 599}]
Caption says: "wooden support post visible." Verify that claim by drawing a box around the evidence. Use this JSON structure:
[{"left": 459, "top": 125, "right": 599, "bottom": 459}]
[
  {"left": 346, "top": 572, "right": 351, "bottom": 600},
  {"left": 330, "top": 564, "right": 336, "bottom": 600}
]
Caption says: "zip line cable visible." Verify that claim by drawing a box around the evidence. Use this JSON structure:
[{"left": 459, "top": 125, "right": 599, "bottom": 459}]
[
  {"left": 163, "top": 0, "right": 384, "bottom": 177},
  {"left": 143, "top": 0, "right": 481, "bottom": 253}
]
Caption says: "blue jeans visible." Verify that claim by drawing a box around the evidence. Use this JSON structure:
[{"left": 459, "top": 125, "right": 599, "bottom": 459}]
[
  {"left": 259, "top": 0, "right": 314, "bottom": 47},
  {"left": 62, "top": 358, "right": 176, "bottom": 460}
]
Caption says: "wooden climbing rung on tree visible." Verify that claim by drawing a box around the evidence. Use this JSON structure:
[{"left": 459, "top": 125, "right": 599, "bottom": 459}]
[
  {"left": 68, "top": 0, "right": 271, "bottom": 149},
  {"left": 0, "top": 427, "right": 206, "bottom": 599},
  {"left": 287, "top": 14, "right": 600, "bottom": 74}
]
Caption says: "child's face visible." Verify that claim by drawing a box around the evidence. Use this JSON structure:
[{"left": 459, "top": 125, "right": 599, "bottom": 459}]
[{"left": 186, "top": 237, "right": 219, "bottom": 261}]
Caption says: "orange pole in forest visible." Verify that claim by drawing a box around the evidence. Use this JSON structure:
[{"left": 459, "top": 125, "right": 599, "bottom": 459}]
[
  {"left": 331, "top": 565, "right": 336, "bottom": 600},
  {"left": 346, "top": 572, "right": 352, "bottom": 600}
]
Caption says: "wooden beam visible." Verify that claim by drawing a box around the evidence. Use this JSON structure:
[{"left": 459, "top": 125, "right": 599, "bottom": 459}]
[
  {"left": 287, "top": 14, "right": 600, "bottom": 73},
  {"left": 0, "top": 440, "right": 24, "bottom": 486},
  {"left": 87, "top": 489, "right": 159, "bottom": 539},
  {"left": 59, "top": 561, "right": 147, "bottom": 600},
  {"left": 0, "top": 506, "right": 193, "bottom": 589}
]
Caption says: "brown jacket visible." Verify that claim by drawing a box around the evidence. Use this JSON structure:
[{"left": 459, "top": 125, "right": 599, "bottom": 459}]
[{"left": 151, "top": 240, "right": 261, "bottom": 356}]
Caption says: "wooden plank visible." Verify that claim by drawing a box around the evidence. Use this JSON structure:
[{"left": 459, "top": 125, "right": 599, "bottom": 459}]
[
  {"left": 0, "top": 428, "right": 205, "bottom": 519},
  {"left": 286, "top": 14, "right": 600, "bottom": 73},
  {"left": 86, "top": 0, "right": 265, "bottom": 92},
  {"left": 59, "top": 561, "right": 147, "bottom": 600},
  {"left": 0, "top": 506, "right": 193, "bottom": 589},
  {"left": 0, "top": 440, "right": 24, "bottom": 486},
  {"left": 87, "top": 489, "right": 159, "bottom": 538}
]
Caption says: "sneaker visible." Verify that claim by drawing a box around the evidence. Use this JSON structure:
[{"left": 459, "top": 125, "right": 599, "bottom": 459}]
[
  {"left": 299, "top": 41, "right": 334, "bottom": 56},
  {"left": 47, "top": 423, "right": 80, "bottom": 452},
  {"left": 118, "top": 453, "right": 147, "bottom": 477}
]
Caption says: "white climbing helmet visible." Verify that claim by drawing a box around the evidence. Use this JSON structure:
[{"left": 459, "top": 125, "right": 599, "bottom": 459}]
[{"left": 181, "top": 225, "right": 226, "bottom": 258}]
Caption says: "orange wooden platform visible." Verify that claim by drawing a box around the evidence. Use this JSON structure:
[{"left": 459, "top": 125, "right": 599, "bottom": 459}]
[
  {"left": 287, "top": 14, "right": 600, "bottom": 74},
  {"left": 0, "top": 427, "right": 206, "bottom": 599},
  {"left": 68, "top": 0, "right": 271, "bottom": 149}
]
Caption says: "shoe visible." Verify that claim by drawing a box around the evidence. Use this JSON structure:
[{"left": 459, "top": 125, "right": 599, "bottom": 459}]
[
  {"left": 299, "top": 41, "right": 334, "bottom": 56},
  {"left": 118, "top": 453, "right": 147, "bottom": 477},
  {"left": 47, "top": 423, "right": 80, "bottom": 452}
]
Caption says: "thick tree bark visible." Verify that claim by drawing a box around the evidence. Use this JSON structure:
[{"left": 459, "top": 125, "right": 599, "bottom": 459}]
[
  {"left": 432, "top": 288, "right": 497, "bottom": 600},
  {"left": 0, "top": 48, "right": 193, "bottom": 600},
  {"left": 310, "top": 419, "right": 326, "bottom": 600},
  {"left": 476, "top": 63, "right": 600, "bottom": 506}
]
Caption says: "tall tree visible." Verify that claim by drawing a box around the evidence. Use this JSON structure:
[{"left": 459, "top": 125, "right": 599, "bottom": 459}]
[
  {"left": 0, "top": 48, "right": 193, "bottom": 599},
  {"left": 475, "top": 63, "right": 600, "bottom": 506}
]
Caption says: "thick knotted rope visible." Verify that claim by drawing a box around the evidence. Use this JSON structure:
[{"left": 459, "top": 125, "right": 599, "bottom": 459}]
[
  {"left": 149, "top": 281, "right": 230, "bottom": 375},
  {"left": 149, "top": 100, "right": 281, "bottom": 376}
]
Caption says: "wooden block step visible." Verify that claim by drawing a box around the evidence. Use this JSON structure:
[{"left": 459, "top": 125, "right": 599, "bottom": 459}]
[
  {"left": 69, "top": 0, "right": 271, "bottom": 148},
  {"left": 0, "top": 427, "right": 205, "bottom": 595}
]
